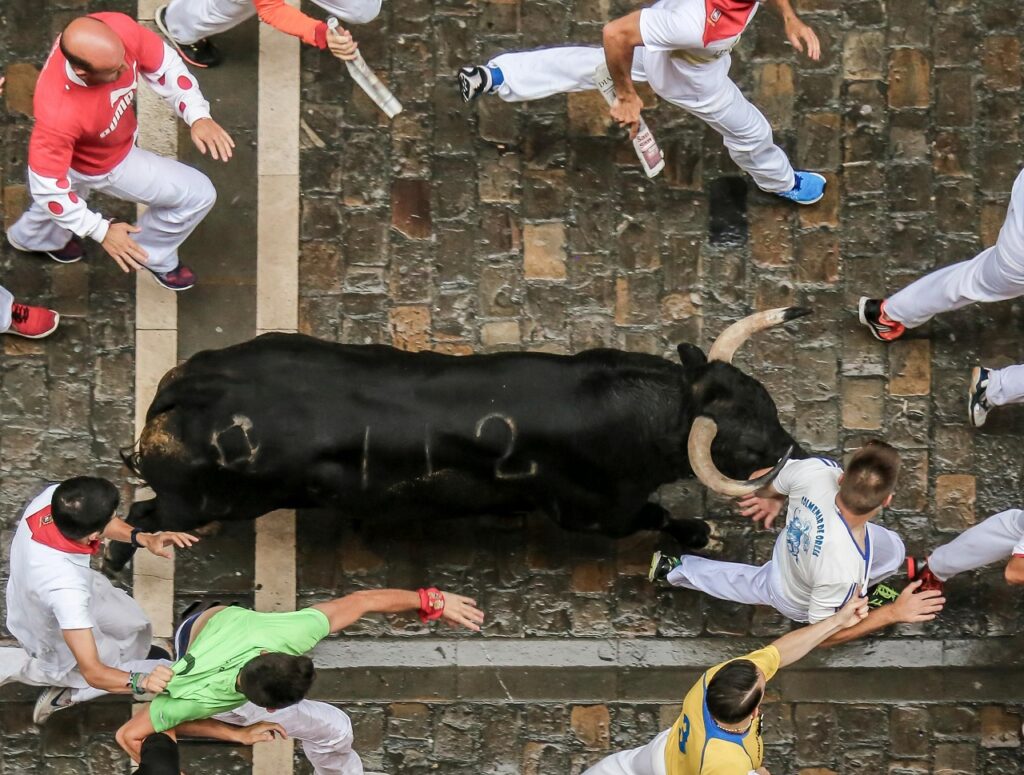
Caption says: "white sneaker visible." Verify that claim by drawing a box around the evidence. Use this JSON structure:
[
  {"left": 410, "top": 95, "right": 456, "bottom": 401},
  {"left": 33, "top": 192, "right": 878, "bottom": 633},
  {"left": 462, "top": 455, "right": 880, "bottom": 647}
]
[{"left": 33, "top": 686, "right": 74, "bottom": 724}]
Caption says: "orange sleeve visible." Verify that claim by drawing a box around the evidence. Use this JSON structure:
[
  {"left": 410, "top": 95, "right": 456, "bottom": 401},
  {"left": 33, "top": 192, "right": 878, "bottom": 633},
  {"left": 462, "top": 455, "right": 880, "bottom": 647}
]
[{"left": 252, "top": 0, "right": 327, "bottom": 48}]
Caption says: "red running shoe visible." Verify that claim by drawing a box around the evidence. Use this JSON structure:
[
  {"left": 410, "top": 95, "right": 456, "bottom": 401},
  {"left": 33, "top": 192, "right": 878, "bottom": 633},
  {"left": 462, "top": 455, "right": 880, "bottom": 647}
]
[
  {"left": 858, "top": 297, "right": 906, "bottom": 342},
  {"left": 8, "top": 303, "right": 60, "bottom": 338},
  {"left": 906, "top": 557, "right": 944, "bottom": 593},
  {"left": 150, "top": 264, "right": 197, "bottom": 291}
]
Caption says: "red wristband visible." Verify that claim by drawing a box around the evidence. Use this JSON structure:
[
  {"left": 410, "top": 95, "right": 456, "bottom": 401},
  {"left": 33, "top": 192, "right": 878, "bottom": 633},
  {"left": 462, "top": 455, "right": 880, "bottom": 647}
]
[
  {"left": 314, "top": 21, "right": 329, "bottom": 49},
  {"left": 418, "top": 587, "right": 445, "bottom": 623}
]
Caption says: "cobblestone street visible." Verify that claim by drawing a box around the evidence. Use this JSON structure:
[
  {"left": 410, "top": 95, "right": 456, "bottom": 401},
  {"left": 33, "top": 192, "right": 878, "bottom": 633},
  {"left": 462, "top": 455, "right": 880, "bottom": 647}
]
[{"left": 2, "top": 0, "right": 1023, "bottom": 773}]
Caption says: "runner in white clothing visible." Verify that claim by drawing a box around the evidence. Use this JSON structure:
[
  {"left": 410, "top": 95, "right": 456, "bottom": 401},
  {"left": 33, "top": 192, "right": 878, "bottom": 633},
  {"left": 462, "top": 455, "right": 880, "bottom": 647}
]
[
  {"left": 0, "top": 477, "right": 198, "bottom": 724},
  {"left": 858, "top": 166, "right": 1024, "bottom": 427},
  {"left": 457, "top": 0, "right": 828, "bottom": 203},
  {"left": 650, "top": 441, "right": 945, "bottom": 645},
  {"left": 906, "top": 508, "right": 1024, "bottom": 589}
]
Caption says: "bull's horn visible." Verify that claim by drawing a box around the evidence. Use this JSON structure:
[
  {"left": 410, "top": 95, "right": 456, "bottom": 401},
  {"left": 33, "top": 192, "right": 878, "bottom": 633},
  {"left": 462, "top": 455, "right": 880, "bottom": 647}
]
[
  {"left": 686, "top": 416, "right": 794, "bottom": 497},
  {"left": 707, "top": 306, "right": 812, "bottom": 364}
]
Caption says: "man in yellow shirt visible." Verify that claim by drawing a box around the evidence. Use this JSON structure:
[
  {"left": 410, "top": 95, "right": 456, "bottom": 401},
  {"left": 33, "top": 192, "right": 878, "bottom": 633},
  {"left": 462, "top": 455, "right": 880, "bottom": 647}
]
[{"left": 582, "top": 596, "right": 868, "bottom": 775}]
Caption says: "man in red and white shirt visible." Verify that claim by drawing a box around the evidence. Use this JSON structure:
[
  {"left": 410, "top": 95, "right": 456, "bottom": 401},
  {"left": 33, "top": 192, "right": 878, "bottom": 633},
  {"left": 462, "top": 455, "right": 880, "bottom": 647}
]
[
  {"left": 6, "top": 14, "right": 235, "bottom": 291},
  {"left": 0, "top": 477, "right": 198, "bottom": 724}
]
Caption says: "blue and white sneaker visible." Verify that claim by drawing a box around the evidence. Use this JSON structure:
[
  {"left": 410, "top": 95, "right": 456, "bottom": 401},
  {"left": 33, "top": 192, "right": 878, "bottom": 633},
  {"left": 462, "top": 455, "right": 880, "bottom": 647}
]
[
  {"left": 968, "top": 366, "right": 992, "bottom": 428},
  {"left": 776, "top": 171, "right": 827, "bottom": 205},
  {"left": 457, "top": 65, "right": 499, "bottom": 102}
]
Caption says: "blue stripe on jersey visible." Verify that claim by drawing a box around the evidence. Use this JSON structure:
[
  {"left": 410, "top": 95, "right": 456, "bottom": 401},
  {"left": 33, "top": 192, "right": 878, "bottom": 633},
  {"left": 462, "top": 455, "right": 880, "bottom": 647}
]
[{"left": 813, "top": 456, "right": 843, "bottom": 469}]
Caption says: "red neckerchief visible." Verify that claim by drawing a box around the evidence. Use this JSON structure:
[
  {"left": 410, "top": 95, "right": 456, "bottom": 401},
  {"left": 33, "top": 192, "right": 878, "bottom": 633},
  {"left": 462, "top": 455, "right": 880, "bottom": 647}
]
[
  {"left": 703, "top": 0, "right": 759, "bottom": 46},
  {"left": 28, "top": 505, "right": 100, "bottom": 555}
]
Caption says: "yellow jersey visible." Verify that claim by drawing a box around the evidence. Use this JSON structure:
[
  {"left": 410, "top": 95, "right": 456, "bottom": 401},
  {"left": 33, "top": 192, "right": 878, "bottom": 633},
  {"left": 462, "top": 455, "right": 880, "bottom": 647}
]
[{"left": 664, "top": 646, "right": 781, "bottom": 775}]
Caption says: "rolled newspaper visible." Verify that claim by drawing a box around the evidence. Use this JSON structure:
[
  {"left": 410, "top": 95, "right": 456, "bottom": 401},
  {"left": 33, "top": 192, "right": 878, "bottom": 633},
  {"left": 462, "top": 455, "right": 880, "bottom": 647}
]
[
  {"left": 327, "top": 17, "right": 403, "bottom": 119},
  {"left": 594, "top": 62, "right": 665, "bottom": 178}
]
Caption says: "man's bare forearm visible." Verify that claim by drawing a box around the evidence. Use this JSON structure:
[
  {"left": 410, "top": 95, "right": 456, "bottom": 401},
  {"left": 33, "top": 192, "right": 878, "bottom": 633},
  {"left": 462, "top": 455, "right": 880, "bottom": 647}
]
[
  {"left": 602, "top": 12, "right": 643, "bottom": 100},
  {"left": 819, "top": 605, "right": 896, "bottom": 648},
  {"left": 773, "top": 610, "right": 850, "bottom": 666},
  {"left": 176, "top": 719, "right": 245, "bottom": 743},
  {"left": 765, "top": 0, "right": 800, "bottom": 23}
]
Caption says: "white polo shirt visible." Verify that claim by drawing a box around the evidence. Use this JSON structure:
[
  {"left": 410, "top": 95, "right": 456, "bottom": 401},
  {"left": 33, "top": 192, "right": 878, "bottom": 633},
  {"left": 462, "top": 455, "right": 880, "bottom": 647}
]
[
  {"left": 770, "top": 458, "right": 873, "bottom": 623},
  {"left": 5, "top": 484, "right": 98, "bottom": 679}
]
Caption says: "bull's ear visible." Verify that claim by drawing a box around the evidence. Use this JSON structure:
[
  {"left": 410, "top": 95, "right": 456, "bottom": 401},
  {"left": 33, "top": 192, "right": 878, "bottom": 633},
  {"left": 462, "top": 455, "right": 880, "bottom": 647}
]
[{"left": 676, "top": 343, "right": 707, "bottom": 371}]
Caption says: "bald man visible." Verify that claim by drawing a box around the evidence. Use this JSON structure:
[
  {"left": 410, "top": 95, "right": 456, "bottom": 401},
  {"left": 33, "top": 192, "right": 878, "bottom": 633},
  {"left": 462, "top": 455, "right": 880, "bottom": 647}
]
[{"left": 6, "top": 13, "right": 234, "bottom": 291}]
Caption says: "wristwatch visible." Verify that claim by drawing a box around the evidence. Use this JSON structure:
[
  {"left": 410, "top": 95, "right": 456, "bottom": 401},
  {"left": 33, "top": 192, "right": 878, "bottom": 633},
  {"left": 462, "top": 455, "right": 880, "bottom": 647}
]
[{"left": 130, "top": 528, "right": 144, "bottom": 548}]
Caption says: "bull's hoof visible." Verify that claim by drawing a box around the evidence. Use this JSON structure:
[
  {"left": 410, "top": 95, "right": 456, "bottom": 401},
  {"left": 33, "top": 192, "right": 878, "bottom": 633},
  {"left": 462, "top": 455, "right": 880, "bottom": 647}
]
[{"left": 193, "top": 520, "right": 223, "bottom": 538}]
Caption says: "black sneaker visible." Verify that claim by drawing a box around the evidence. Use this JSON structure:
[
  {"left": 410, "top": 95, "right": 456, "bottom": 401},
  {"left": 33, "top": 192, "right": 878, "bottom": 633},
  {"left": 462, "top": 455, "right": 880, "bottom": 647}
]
[
  {"left": 866, "top": 582, "right": 899, "bottom": 609},
  {"left": 457, "top": 65, "right": 493, "bottom": 103},
  {"left": 648, "top": 551, "right": 682, "bottom": 583},
  {"left": 968, "top": 366, "right": 992, "bottom": 428},
  {"left": 155, "top": 5, "right": 222, "bottom": 68}
]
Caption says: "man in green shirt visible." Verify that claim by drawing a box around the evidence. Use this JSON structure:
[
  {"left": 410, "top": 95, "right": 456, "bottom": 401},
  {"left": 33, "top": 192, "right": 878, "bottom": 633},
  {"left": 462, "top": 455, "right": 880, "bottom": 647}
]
[{"left": 116, "top": 586, "right": 484, "bottom": 774}]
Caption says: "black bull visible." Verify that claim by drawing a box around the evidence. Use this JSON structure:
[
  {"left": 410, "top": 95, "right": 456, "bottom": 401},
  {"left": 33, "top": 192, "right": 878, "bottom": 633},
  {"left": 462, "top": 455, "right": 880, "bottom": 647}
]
[{"left": 108, "top": 307, "right": 811, "bottom": 572}]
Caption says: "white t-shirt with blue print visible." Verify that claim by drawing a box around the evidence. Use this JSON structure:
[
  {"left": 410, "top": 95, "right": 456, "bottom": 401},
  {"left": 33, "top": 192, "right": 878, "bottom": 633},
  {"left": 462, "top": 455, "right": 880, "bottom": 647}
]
[{"left": 771, "top": 458, "right": 872, "bottom": 623}]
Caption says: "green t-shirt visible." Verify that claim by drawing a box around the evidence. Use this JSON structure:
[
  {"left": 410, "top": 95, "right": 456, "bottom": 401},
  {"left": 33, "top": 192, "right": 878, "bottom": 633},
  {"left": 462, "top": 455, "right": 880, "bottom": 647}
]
[{"left": 149, "top": 607, "right": 330, "bottom": 733}]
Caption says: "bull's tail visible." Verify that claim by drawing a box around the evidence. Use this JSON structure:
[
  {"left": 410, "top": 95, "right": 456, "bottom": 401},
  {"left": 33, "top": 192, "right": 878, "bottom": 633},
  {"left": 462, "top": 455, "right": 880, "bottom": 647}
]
[{"left": 120, "top": 441, "right": 144, "bottom": 478}]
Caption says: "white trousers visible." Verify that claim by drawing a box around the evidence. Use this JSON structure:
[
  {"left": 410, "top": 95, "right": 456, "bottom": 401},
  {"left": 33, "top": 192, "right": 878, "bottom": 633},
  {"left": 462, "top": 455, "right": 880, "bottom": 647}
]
[
  {"left": 929, "top": 509, "right": 1024, "bottom": 581},
  {"left": 214, "top": 701, "right": 363, "bottom": 775},
  {"left": 9, "top": 146, "right": 215, "bottom": 273},
  {"left": 887, "top": 167, "right": 1024, "bottom": 327},
  {"left": 986, "top": 365, "right": 1024, "bottom": 406},
  {"left": 164, "top": 0, "right": 383, "bottom": 44},
  {"left": 0, "top": 284, "right": 12, "bottom": 332},
  {"left": 666, "top": 523, "right": 906, "bottom": 622},
  {"left": 488, "top": 46, "right": 795, "bottom": 193},
  {"left": 0, "top": 571, "right": 157, "bottom": 704},
  {"left": 582, "top": 728, "right": 669, "bottom": 775}
]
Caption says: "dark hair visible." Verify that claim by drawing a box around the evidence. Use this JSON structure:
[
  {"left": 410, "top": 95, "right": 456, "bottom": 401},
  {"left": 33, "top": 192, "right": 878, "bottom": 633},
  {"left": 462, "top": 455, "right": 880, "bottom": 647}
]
[
  {"left": 839, "top": 440, "right": 901, "bottom": 516},
  {"left": 706, "top": 659, "right": 763, "bottom": 725},
  {"left": 51, "top": 477, "right": 119, "bottom": 540},
  {"left": 137, "top": 733, "right": 179, "bottom": 775},
  {"left": 238, "top": 653, "right": 315, "bottom": 709},
  {"left": 59, "top": 36, "right": 95, "bottom": 73}
]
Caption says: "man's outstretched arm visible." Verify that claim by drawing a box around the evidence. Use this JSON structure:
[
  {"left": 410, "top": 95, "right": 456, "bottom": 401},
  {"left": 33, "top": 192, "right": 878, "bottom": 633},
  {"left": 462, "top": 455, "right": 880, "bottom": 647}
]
[
  {"left": 772, "top": 597, "right": 868, "bottom": 668},
  {"left": 819, "top": 581, "right": 945, "bottom": 647},
  {"left": 312, "top": 588, "right": 485, "bottom": 634}
]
